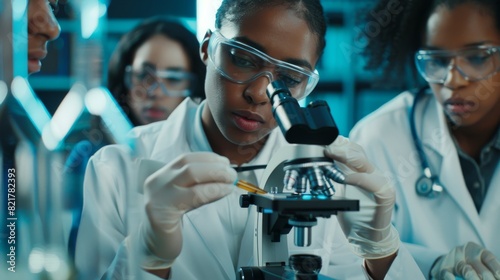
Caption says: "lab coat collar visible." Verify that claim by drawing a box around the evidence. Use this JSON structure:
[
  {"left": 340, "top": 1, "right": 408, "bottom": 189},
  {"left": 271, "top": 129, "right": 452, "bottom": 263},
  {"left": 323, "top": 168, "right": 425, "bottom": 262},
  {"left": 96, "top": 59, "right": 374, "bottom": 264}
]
[
  {"left": 419, "top": 96, "right": 453, "bottom": 159},
  {"left": 147, "top": 98, "right": 199, "bottom": 162},
  {"left": 188, "top": 100, "right": 213, "bottom": 152}
]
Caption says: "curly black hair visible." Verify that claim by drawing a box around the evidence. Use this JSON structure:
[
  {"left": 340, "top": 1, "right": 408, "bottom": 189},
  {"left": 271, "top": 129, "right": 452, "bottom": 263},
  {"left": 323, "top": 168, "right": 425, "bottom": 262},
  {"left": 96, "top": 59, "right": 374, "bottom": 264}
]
[
  {"left": 215, "top": 0, "right": 327, "bottom": 57},
  {"left": 107, "top": 16, "right": 206, "bottom": 126},
  {"left": 358, "top": 0, "right": 500, "bottom": 89}
]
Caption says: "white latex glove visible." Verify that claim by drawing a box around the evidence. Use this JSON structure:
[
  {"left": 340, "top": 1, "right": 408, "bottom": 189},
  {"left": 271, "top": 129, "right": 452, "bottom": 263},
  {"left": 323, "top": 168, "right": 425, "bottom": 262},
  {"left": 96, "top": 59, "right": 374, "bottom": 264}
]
[
  {"left": 324, "top": 136, "right": 399, "bottom": 259},
  {"left": 136, "top": 152, "right": 237, "bottom": 269},
  {"left": 430, "top": 242, "right": 500, "bottom": 280}
]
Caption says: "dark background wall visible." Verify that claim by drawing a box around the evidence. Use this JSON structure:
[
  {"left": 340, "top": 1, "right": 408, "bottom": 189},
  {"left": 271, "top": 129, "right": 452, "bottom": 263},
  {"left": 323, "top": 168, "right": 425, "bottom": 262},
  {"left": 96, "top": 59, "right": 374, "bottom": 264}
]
[{"left": 107, "top": 0, "right": 197, "bottom": 18}]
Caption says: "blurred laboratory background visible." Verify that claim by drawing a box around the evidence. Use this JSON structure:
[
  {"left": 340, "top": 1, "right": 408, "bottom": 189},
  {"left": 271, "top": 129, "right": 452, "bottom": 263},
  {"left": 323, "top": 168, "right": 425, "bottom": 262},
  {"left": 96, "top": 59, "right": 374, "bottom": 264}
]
[{"left": 32, "top": 0, "right": 404, "bottom": 135}]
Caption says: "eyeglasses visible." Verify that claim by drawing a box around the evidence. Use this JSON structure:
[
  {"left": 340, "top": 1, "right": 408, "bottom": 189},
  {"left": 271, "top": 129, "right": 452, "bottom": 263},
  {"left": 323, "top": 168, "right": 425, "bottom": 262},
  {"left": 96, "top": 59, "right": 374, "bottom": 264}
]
[
  {"left": 415, "top": 45, "right": 500, "bottom": 84},
  {"left": 124, "top": 65, "right": 197, "bottom": 100},
  {"left": 207, "top": 30, "right": 319, "bottom": 100}
]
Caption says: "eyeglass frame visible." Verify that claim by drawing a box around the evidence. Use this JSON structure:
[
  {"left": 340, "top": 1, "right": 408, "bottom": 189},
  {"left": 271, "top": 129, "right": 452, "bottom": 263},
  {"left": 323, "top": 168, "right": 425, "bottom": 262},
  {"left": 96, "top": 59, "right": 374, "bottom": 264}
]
[
  {"left": 206, "top": 29, "right": 320, "bottom": 100},
  {"left": 414, "top": 45, "right": 500, "bottom": 84},
  {"left": 124, "top": 65, "right": 197, "bottom": 99}
]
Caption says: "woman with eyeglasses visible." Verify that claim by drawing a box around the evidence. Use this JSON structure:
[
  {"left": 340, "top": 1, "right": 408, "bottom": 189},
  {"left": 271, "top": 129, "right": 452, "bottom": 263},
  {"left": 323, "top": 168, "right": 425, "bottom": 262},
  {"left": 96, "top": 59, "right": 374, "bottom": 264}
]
[
  {"left": 350, "top": 0, "right": 500, "bottom": 279},
  {"left": 75, "top": 0, "right": 424, "bottom": 279},
  {"left": 108, "top": 17, "right": 206, "bottom": 126}
]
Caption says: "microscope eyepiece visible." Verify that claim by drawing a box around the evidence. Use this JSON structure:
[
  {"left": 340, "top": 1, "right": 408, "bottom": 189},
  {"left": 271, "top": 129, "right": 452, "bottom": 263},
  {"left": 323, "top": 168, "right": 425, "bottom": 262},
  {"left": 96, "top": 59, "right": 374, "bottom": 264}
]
[{"left": 266, "top": 80, "right": 339, "bottom": 145}]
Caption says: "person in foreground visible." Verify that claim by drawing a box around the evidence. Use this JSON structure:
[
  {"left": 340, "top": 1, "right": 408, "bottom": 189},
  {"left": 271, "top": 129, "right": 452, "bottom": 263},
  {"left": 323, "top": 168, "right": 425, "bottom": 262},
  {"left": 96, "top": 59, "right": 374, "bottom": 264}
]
[
  {"left": 352, "top": 0, "right": 500, "bottom": 279},
  {"left": 75, "top": 0, "right": 424, "bottom": 279}
]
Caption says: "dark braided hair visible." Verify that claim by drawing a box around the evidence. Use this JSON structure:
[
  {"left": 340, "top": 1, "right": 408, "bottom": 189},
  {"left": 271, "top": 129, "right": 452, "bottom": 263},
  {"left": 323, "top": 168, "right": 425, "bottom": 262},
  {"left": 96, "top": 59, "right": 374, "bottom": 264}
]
[
  {"left": 358, "top": 0, "right": 500, "bottom": 90},
  {"left": 215, "top": 0, "right": 327, "bottom": 57},
  {"left": 107, "top": 17, "right": 206, "bottom": 126}
]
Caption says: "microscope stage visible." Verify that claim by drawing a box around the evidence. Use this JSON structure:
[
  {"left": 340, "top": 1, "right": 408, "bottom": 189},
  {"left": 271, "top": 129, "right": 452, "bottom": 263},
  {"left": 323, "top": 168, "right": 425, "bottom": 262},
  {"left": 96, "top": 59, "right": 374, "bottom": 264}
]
[{"left": 240, "top": 193, "right": 359, "bottom": 217}]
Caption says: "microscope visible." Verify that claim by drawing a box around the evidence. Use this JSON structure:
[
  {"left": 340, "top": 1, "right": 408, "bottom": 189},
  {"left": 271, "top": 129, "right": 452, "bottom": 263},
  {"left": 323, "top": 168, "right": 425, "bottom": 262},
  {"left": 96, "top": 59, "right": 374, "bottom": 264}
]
[{"left": 238, "top": 81, "right": 359, "bottom": 280}]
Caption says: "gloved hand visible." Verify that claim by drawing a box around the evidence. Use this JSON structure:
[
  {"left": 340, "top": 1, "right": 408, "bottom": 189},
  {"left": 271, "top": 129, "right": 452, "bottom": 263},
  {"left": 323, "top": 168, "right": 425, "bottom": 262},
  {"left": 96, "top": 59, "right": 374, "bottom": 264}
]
[
  {"left": 430, "top": 242, "right": 500, "bottom": 280},
  {"left": 324, "top": 136, "right": 399, "bottom": 259},
  {"left": 136, "top": 152, "right": 237, "bottom": 270}
]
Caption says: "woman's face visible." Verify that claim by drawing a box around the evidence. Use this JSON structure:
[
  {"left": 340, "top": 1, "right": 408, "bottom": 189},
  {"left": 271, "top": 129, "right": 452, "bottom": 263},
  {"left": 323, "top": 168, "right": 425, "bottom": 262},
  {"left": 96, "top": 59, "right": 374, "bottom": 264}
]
[
  {"left": 28, "top": 0, "right": 61, "bottom": 74},
  {"left": 127, "top": 34, "right": 193, "bottom": 125},
  {"left": 200, "top": 5, "right": 319, "bottom": 147},
  {"left": 425, "top": 3, "right": 500, "bottom": 129}
]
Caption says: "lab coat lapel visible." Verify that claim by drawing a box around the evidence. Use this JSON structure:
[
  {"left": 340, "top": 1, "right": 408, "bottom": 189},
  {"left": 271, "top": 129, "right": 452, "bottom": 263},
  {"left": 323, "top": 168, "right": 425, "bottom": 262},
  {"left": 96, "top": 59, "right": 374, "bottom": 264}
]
[
  {"left": 185, "top": 202, "right": 235, "bottom": 280},
  {"left": 478, "top": 164, "right": 500, "bottom": 245},
  {"left": 237, "top": 206, "right": 257, "bottom": 269},
  {"left": 421, "top": 98, "right": 485, "bottom": 244},
  {"left": 148, "top": 99, "right": 198, "bottom": 161}
]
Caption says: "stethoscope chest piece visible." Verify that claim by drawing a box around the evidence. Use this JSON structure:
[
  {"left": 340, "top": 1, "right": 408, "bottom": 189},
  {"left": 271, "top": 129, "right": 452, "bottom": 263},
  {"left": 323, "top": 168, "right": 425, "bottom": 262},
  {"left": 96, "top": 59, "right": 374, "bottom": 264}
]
[
  {"left": 410, "top": 87, "right": 445, "bottom": 199},
  {"left": 415, "top": 168, "right": 444, "bottom": 198}
]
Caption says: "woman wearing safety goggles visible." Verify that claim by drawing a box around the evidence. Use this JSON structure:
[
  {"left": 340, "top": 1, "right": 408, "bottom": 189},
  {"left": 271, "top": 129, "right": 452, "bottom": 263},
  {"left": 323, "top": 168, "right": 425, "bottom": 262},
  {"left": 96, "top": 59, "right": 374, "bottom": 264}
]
[
  {"left": 206, "top": 30, "right": 320, "bottom": 101},
  {"left": 351, "top": 0, "right": 500, "bottom": 279},
  {"left": 108, "top": 17, "right": 206, "bottom": 125}
]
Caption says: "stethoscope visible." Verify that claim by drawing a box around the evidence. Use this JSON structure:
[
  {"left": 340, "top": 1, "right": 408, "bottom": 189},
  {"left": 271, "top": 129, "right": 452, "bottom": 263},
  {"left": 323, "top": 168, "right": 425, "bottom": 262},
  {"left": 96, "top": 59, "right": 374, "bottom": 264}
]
[{"left": 410, "top": 86, "right": 444, "bottom": 198}]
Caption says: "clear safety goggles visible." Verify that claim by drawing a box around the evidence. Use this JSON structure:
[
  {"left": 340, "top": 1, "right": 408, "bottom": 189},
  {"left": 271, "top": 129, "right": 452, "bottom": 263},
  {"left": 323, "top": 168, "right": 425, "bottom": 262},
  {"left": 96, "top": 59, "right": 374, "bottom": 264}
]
[
  {"left": 415, "top": 45, "right": 500, "bottom": 83},
  {"left": 207, "top": 30, "right": 320, "bottom": 100},
  {"left": 124, "top": 65, "right": 197, "bottom": 99}
]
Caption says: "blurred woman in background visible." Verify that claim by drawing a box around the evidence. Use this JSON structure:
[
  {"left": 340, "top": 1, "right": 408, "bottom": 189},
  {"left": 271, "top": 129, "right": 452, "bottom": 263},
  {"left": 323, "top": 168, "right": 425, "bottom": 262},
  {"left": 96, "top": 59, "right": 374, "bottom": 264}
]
[{"left": 107, "top": 17, "right": 206, "bottom": 125}]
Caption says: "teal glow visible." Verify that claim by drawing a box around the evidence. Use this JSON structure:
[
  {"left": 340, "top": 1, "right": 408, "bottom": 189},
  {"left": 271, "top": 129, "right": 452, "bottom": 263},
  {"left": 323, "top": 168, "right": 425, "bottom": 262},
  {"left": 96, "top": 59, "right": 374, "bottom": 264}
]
[
  {"left": 85, "top": 87, "right": 134, "bottom": 148},
  {"left": 301, "top": 194, "right": 313, "bottom": 200},
  {"left": 11, "top": 77, "right": 51, "bottom": 135},
  {"left": 316, "top": 194, "right": 328, "bottom": 200},
  {"left": 12, "top": 0, "right": 27, "bottom": 19},
  {"left": 12, "top": 0, "right": 28, "bottom": 77},
  {"left": 80, "top": 0, "right": 100, "bottom": 39},
  {"left": 42, "top": 84, "right": 86, "bottom": 150},
  {"left": 75, "top": 0, "right": 108, "bottom": 39}
]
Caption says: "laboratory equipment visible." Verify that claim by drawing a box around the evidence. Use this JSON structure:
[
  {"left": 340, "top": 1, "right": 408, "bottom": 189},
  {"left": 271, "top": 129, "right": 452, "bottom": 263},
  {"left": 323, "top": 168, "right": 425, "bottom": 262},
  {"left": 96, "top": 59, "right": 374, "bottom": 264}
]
[{"left": 238, "top": 81, "right": 359, "bottom": 279}]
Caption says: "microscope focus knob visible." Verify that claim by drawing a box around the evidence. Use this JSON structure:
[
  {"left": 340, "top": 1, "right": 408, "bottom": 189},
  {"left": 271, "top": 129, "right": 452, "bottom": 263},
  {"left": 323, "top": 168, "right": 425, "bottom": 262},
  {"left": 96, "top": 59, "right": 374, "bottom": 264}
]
[{"left": 289, "top": 254, "right": 322, "bottom": 279}]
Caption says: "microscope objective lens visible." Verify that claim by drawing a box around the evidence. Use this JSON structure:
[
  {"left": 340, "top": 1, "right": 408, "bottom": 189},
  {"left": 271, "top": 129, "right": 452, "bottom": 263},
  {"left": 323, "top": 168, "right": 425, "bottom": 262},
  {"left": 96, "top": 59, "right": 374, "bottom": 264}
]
[
  {"left": 322, "top": 178, "right": 336, "bottom": 196},
  {"left": 295, "top": 174, "right": 308, "bottom": 194},
  {"left": 284, "top": 169, "right": 300, "bottom": 191},
  {"left": 284, "top": 161, "right": 345, "bottom": 196},
  {"left": 306, "top": 166, "right": 327, "bottom": 195},
  {"left": 323, "top": 164, "right": 346, "bottom": 184}
]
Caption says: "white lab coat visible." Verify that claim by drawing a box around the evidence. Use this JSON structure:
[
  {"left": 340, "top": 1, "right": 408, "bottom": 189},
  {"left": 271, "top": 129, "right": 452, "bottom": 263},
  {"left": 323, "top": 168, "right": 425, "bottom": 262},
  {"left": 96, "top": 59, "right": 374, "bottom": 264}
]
[
  {"left": 75, "top": 98, "right": 424, "bottom": 280},
  {"left": 350, "top": 91, "right": 500, "bottom": 278}
]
